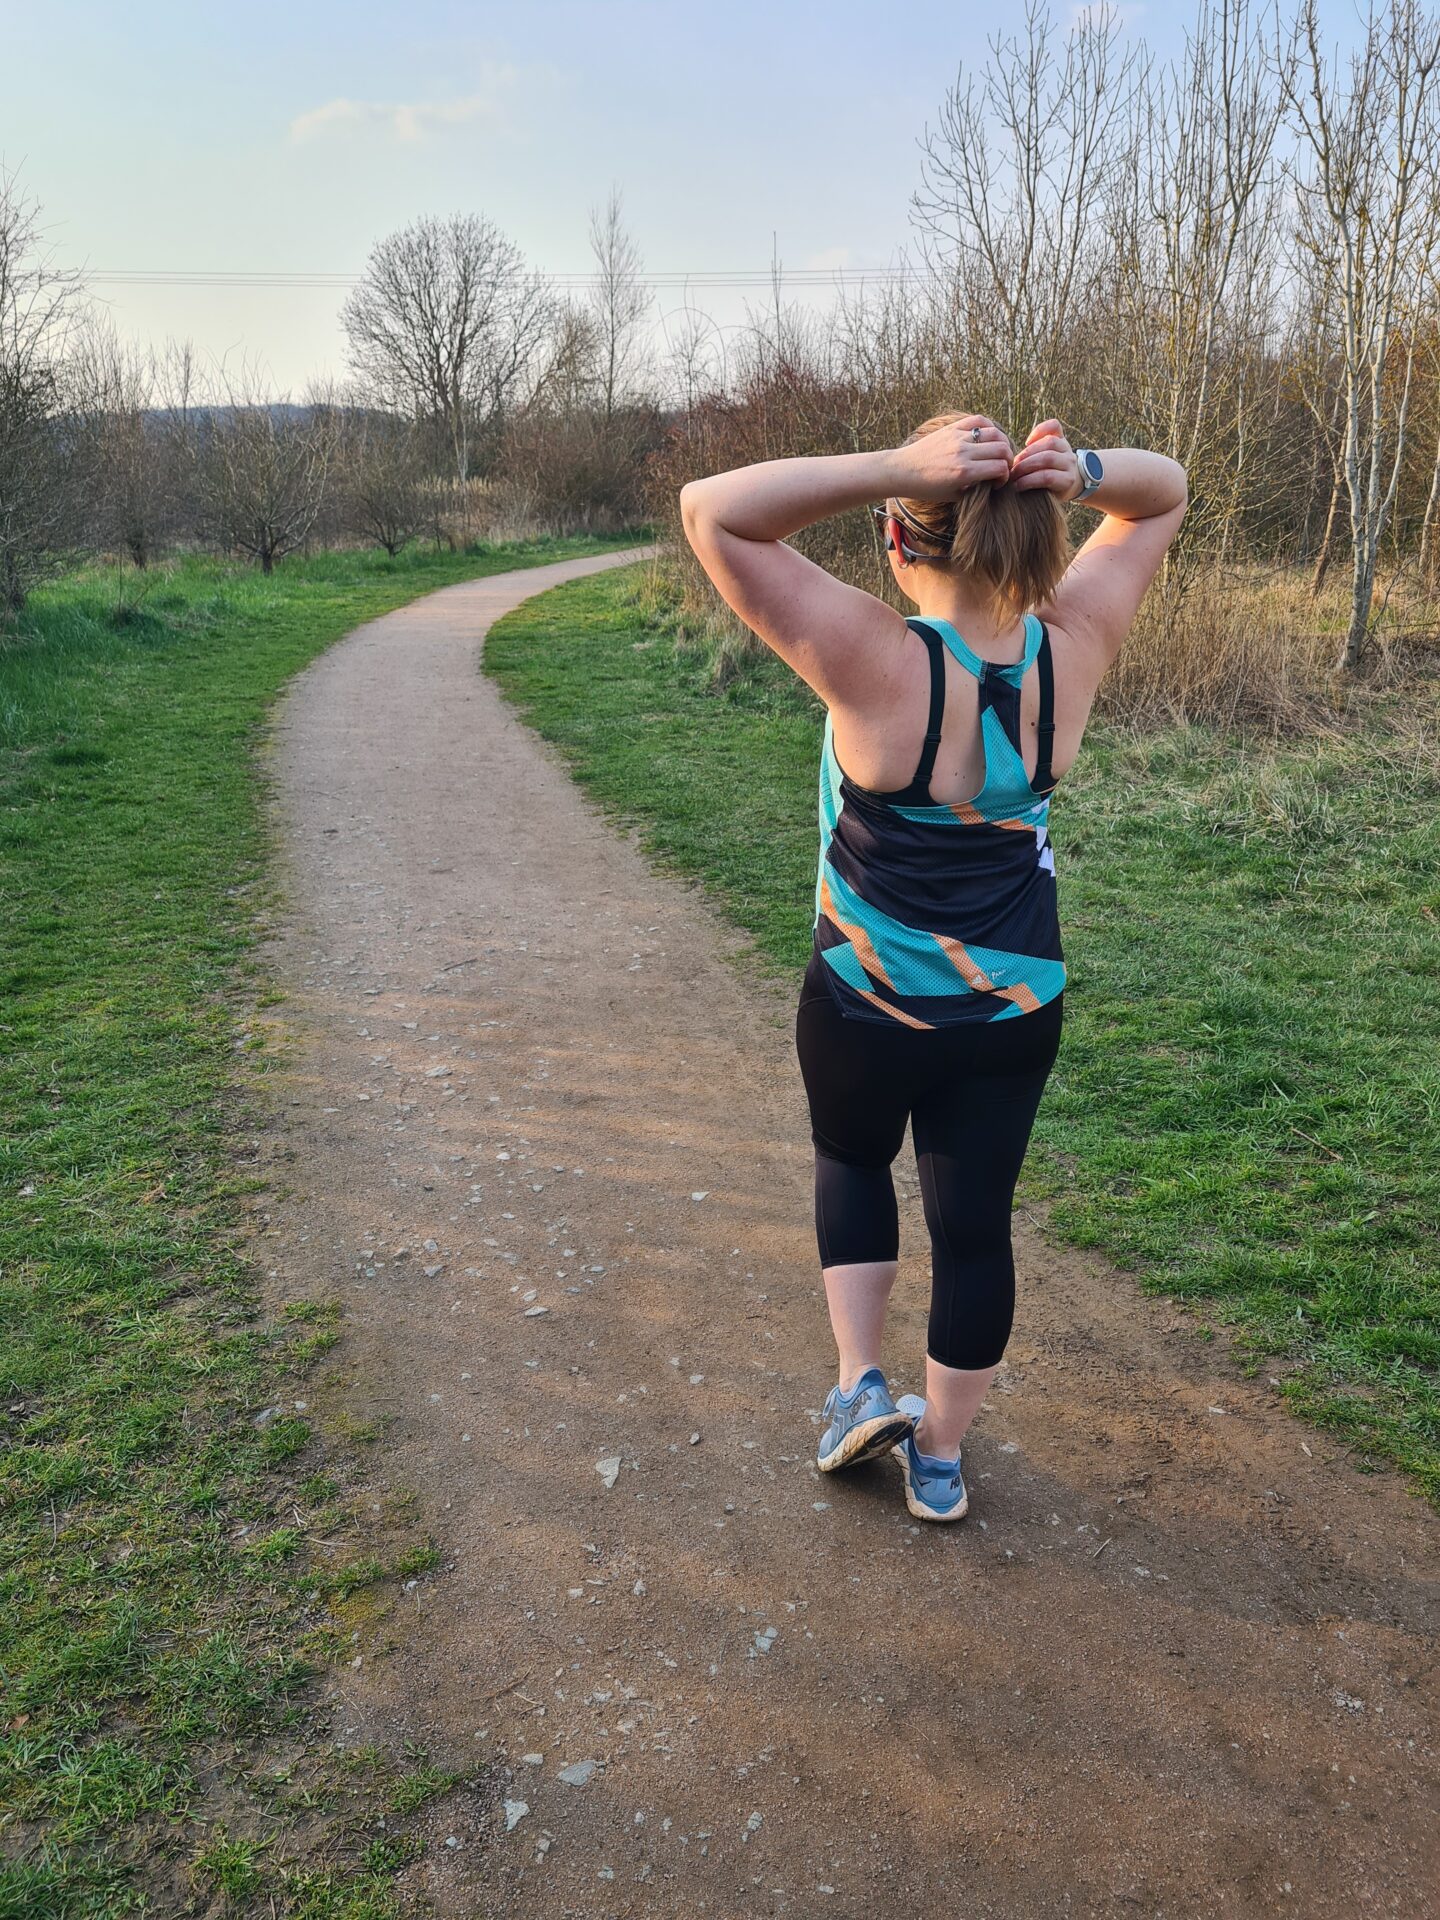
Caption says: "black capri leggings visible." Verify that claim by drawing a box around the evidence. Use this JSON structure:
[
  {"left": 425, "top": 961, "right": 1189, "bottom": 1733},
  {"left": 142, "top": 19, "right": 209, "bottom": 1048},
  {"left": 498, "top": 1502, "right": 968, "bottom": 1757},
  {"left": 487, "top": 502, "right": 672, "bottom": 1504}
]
[{"left": 795, "top": 950, "right": 1063, "bottom": 1371}]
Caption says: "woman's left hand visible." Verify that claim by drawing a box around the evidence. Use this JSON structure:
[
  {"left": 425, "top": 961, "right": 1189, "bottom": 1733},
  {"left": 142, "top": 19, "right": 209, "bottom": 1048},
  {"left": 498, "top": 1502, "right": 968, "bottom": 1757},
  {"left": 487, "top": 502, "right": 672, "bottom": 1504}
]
[
  {"left": 1010, "top": 420, "right": 1081, "bottom": 498},
  {"left": 885, "top": 414, "right": 1016, "bottom": 501}
]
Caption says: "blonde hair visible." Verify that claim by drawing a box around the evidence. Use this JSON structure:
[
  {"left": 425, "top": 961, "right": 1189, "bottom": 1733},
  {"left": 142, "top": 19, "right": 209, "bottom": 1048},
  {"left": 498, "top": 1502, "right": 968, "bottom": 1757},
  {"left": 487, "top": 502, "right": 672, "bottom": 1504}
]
[{"left": 891, "top": 411, "right": 1071, "bottom": 624}]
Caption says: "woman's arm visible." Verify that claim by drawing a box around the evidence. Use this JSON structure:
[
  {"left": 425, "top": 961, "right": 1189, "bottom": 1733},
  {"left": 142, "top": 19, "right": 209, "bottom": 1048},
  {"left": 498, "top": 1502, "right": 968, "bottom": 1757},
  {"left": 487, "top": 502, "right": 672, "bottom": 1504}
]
[
  {"left": 680, "top": 419, "right": 1012, "bottom": 702},
  {"left": 1011, "top": 421, "right": 1188, "bottom": 675},
  {"left": 682, "top": 449, "right": 896, "bottom": 547},
  {"left": 1011, "top": 430, "right": 1189, "bottom": 519}
]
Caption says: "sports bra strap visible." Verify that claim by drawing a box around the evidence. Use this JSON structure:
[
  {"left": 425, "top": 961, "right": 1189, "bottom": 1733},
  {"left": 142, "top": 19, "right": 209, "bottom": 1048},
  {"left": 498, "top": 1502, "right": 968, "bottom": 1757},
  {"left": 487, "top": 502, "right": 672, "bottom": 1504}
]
[
  {"left": 1032, "top": 623, "right": 1056, "bottom": 794},
  {"left": 907, "top": 620, "right": 947, "bottom": 794}
]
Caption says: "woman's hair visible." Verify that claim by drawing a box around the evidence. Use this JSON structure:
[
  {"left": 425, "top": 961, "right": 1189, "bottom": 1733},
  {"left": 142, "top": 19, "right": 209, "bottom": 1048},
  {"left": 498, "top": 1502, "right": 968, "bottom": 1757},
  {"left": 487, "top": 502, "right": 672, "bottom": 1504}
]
[{"left": 891, "top": 411, "right": 1071, "bottom": 623}]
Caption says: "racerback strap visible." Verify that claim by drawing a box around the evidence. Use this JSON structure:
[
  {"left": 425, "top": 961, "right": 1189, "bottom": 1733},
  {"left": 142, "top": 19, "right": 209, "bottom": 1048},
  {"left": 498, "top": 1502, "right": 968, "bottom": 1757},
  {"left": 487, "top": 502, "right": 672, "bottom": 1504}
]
[
  {"left": 908, "top": 620, "right": 947, "bottom": 794},
  {"left": 1032, "top": 624, "right": 1056, "bottom": 794}
]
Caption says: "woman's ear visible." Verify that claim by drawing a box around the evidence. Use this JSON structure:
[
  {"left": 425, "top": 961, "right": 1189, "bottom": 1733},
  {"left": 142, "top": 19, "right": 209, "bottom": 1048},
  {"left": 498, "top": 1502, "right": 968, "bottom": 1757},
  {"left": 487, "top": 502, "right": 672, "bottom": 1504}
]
[{"left": 886, "top": 515, "right": 909, "bottom": 568}]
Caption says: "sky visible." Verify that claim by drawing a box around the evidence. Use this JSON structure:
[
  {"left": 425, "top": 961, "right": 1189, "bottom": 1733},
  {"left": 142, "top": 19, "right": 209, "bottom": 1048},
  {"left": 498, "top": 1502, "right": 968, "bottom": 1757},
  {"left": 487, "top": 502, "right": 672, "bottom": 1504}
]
[{"left": 0, "top": 0, "right": 1362, "bottom": 393}]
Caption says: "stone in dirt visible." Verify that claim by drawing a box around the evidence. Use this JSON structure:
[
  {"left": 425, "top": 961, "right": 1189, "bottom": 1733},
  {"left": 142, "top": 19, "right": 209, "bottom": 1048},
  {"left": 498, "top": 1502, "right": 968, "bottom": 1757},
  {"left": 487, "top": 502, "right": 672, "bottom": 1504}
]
[
  {"left": 596, "top": 1456, "right": 621, "bottom": 1488},
  {"left": 503, "top": 1799, "right": 529, "bottom": 1831},
  {"left": 557, "top": 1759, "right": 598, "bottom": 1785}
]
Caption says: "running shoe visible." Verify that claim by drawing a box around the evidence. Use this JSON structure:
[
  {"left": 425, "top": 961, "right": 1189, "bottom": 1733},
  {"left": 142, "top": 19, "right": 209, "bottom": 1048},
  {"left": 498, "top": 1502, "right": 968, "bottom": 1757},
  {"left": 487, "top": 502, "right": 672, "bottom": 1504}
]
[
  {"left": 816, "top": 1366, "right": 913, "bottom": 1473},
  {"left": 892, "top": 1394, "right": 969, "bottom": 1522}
]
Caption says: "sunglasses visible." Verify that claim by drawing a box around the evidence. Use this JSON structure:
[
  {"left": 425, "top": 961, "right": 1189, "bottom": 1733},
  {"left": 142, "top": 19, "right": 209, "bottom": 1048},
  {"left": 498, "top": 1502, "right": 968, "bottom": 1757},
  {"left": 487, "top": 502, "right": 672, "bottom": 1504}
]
[{"left": 869, "top": 502, "right": 950, "bottom": 562}]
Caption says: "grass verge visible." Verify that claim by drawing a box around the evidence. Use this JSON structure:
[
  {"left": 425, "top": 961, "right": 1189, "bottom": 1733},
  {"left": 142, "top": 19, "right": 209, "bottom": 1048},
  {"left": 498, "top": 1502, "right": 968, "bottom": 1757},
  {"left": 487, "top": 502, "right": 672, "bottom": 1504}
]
[
  {"left": 0, "top": 536, "right": 632, "bottom": 1916},
  {"left": 484, "top": 563, "right": 1440, "bottom": 1504}
]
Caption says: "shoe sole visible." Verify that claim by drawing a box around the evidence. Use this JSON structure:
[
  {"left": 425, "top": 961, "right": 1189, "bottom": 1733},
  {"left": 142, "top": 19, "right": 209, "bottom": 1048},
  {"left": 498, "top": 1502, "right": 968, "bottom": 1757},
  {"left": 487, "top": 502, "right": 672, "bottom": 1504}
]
[
  {"left": 893, "top": 1441, "right": 970, "bottom": 1522},
  {"left": 817, "top": 1411, "right": 913, "bottom": 1473}
]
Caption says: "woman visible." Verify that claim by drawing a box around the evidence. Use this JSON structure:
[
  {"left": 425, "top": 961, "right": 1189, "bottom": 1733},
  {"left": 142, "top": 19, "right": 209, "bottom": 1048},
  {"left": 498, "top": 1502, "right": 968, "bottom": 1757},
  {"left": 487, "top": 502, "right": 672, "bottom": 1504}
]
[{"left": 681, "top": 415, "right": 1187, "bottom": 1521}]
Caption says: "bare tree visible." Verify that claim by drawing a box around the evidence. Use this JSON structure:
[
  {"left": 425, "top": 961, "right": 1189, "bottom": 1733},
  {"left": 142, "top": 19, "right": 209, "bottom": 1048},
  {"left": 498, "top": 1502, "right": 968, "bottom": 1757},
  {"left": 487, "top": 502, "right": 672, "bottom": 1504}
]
[
  {"left": 340, "top": 213, "right": 553, "bottom": 486},
  {"left": 911, "top": 0, "right": 1140, "bottom": 426},
  {"left": 0, "top": 171, "right": 84, "bottom": 610},
  {"left": 588, "top": 188, "right": 650, "bottom": 420},
  {"left": 339, "top": 407, "right": 430, "bottom": 556},
  {"left": 196, "top": 371, "right": 337, "bottom": 573},
  {"left": 67, "top": 321, "right": 176, "bottom": 568},
  {"left": 1287, "top": 271, "right": 1349, "bottom": 591},
  {"left": 1285, "top": 0, "right": 1440, "bottom": 670},
  {"left": 532, "top": 299, "right": 603, "bottom": 415},
  {"left": 497, "top": 289, "right": 659, "bottom": 532},
  {"left": 1103, "top": 0, "right": 1288, "bottom": 558},
  {"left": 660, "top": 303, "right": 727, "bottom": 423},
  {"left": 1415, "top": 322, "right": 1440, "bottom": 577},
  {"left": 151, "top": 336, "right": 204, "bottom": 546}
]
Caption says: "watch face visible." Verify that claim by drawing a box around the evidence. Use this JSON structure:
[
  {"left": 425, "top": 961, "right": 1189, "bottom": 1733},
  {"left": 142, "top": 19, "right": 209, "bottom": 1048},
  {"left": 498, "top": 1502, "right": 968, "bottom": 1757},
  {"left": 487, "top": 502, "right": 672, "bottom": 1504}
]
[{"left": 1081, "top": 451, "right": 1103, "bottom": 485}]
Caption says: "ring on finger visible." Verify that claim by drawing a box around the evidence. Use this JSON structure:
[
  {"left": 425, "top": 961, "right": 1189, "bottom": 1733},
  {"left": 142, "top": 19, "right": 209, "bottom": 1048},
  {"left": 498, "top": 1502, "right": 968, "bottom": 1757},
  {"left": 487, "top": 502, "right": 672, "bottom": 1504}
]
[{"left": 970, "top": 425, "right": 983, "bottom": 443}]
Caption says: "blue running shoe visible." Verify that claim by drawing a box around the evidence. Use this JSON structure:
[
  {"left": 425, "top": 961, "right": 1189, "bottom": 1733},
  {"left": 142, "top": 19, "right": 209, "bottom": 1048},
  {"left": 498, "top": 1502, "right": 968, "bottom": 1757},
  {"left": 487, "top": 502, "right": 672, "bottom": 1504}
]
[
  {"left": 816, "top": 1367, "right": 913, "bottom": 1473},
  {"left": 893, "top": 1394, "right": 969, "bottom": 1522}
]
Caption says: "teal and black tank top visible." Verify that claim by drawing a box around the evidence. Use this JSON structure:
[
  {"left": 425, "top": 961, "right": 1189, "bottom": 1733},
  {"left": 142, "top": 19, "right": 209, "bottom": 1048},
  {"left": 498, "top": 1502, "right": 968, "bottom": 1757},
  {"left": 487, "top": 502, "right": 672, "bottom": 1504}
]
[{"left": 812, "top": 613, "right": 1066, "bottom": 1028}]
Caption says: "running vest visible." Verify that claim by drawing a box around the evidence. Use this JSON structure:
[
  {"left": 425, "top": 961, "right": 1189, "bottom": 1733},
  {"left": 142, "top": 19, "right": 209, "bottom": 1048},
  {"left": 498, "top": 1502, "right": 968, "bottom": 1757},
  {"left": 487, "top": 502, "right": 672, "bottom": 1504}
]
[{"left": 812, "top": 613, "right": 1066, "bottom": 1027}]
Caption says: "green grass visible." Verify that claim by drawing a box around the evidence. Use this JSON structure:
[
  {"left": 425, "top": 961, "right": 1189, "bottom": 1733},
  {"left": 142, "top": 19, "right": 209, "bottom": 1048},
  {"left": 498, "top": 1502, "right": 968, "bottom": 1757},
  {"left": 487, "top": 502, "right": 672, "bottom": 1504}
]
[
  {"left": 484, "top": 564, "right": 1440, "bottom": 1503},
  {"left": 0, "top": 535, "right": 632, "bottom": 1914}
]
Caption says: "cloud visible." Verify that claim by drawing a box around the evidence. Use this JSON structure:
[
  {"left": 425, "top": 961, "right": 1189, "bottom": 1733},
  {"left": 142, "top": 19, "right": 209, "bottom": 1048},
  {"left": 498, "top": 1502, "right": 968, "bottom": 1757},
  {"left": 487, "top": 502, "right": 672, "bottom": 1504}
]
[{"left": 289, "top": 69, "right": 521, "bottom": 144}]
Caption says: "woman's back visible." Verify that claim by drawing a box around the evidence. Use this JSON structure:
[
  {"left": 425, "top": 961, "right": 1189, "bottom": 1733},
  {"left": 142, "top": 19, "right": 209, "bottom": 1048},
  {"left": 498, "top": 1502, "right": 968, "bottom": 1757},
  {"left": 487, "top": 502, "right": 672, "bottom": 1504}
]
[{"left": 814, "top": 613, "right": 1065, "bottom": 1028}]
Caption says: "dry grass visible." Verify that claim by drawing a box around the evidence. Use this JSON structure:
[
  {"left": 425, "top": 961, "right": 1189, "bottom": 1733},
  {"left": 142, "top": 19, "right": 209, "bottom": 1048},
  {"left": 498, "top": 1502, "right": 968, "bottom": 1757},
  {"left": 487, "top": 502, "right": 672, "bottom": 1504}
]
[
  {"left": 656, "top": 541, "right": 1440, "bottom": 737},
  {"left": 423, "top": 476, "right": 550, "bottom": 550},
  {"left": 1102, "top": 567, "right": 1334, "bottom": 732},
  {"left": 1103, "top": 561, "right": 1440, "bottom": 732}
]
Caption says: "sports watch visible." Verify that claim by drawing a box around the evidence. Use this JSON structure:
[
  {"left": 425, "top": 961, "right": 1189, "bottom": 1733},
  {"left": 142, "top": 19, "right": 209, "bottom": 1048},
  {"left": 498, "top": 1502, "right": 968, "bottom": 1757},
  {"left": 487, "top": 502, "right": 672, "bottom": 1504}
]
[{"left": 1073, "top": 449, "right": 1104, "bottom": 503}]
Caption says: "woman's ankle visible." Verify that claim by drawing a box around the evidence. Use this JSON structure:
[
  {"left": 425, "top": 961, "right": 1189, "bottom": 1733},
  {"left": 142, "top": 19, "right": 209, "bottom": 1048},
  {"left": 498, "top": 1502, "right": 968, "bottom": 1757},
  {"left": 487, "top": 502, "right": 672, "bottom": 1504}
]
[
  {"left": 920, "top": 1359, "right": 1000, "bottom": 1459},
  {"left": 913, "top": 1416, "right": 961, "bottom": 1462},
  {"left": 837, "top": 1359, "right": 880, "bottom": 1395}
]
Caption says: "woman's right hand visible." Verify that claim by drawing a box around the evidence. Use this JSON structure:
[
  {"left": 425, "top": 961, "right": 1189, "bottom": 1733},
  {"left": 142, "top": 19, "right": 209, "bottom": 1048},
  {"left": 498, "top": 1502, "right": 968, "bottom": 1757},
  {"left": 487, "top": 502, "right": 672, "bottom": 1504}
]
[
  {"left": 1009, "top": 419, "right": 1082, "bottom": 498},
  {"left": 887, "top": 416, "right": 1014, "bottom": 501}
]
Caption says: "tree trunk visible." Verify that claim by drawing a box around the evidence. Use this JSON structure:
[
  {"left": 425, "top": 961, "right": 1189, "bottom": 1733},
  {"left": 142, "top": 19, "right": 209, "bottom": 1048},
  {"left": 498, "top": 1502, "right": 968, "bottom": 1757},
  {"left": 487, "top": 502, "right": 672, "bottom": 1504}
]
[
  {"left": 1311, "top": 470, "right": 1343, "bottom": 595},
  {"left": 1342, "top": 546, "right": 1375, "bottom": 672},
  {"left": 1419, "top": 429, "right": 1440, "bottom": 579}
]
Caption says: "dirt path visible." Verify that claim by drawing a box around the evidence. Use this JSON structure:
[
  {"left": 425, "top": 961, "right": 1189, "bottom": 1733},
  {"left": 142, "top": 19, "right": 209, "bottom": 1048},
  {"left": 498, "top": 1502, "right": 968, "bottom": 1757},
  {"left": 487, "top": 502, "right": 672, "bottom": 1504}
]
[{"left": 253, "top": 552, "right": 1436, "bottom": 1919}]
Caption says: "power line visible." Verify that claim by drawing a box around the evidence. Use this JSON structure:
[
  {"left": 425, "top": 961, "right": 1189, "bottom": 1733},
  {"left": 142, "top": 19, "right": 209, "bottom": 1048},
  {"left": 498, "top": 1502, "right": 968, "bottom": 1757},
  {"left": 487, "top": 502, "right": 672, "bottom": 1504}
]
[{"left": 88, "top": 265, "right": 929, "bottom": 292}]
